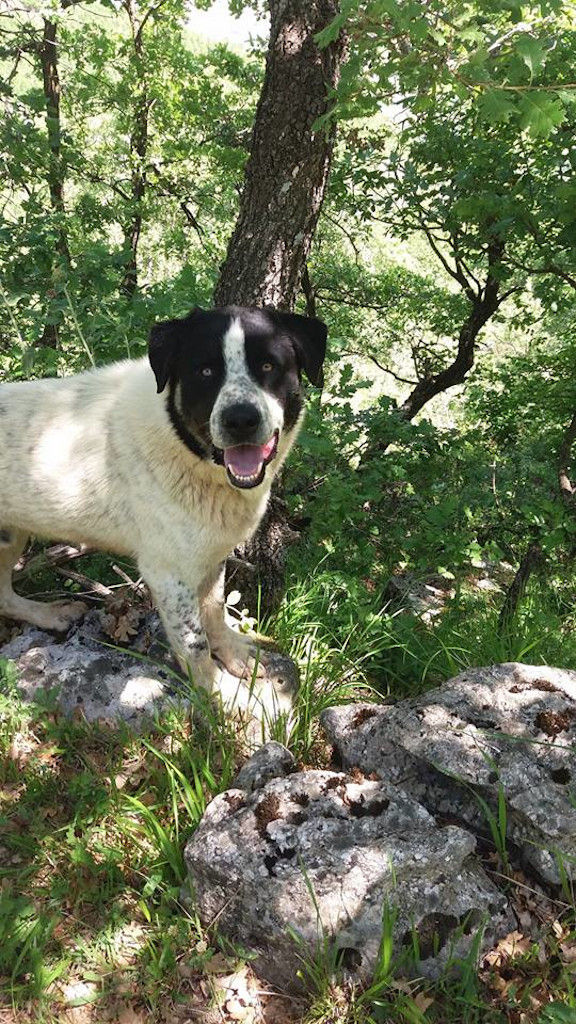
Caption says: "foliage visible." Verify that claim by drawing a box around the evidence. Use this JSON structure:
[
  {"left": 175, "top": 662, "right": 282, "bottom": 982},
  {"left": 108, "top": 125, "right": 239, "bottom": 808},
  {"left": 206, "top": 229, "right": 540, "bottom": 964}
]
[
  {"left": 3, "top": 0, "right": 576, "bottom": 1019},
  {"left": 0, "top": 0, "right": 261, "bottom": 375},
  {"left": 318, "top": 0, "right": 575, "bottom": 138}
]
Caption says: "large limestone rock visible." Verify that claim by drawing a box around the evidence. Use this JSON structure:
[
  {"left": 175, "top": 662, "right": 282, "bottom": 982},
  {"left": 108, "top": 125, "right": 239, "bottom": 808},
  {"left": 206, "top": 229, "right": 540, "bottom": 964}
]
[
  {"left": 322, "top": 663, "right": 576, "bottom": 884},
  {"left": 0, "top": 610, "right": 298, "bottom": 733},
  {"left": 185, "top": 744, "right": 514, "bottom": 990}
]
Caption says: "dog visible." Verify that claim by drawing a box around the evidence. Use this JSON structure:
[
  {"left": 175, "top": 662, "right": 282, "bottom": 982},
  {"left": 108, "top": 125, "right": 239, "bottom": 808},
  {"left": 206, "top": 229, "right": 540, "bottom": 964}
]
[{"left": 0, "top": 305, "right": 327, "bottom": 708}]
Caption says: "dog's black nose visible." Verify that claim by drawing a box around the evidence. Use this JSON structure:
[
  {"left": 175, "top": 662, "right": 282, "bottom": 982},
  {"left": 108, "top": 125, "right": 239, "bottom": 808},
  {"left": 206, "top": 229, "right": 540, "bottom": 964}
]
[{"left": 222, "top": 402, "right": 261, "bottom": 435}]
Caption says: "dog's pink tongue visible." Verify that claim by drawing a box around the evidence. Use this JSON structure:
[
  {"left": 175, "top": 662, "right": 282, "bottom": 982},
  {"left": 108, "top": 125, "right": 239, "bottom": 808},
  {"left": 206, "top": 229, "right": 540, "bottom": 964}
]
[{"left": 224, "top": 444, "right": 266, "bottom": 477}]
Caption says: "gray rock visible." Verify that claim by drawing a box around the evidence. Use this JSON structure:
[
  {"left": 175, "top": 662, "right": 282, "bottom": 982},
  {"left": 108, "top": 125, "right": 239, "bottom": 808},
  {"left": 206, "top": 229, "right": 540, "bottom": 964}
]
[
  {"left": 185, "top": 769, "right": 514, "bottom": 990},
  {"left": 233, "top": 741, "right": 295, "bottom": 792},
  {"left": 0, "top": 610, "right": 173, "bottom": 724},
  {"left": 322, "top": 663, "right": 576, "bottom": 884},
  {"left": 0, "top": 610, "right": 298, "bottom": 734}
]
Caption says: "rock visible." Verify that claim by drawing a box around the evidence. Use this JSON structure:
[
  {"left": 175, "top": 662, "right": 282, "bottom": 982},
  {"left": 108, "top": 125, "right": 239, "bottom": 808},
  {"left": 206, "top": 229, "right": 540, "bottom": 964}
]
[
  {"left": 185, "top": 768, "right": 514, "bottom": 990},
  {"left": 384, "top": 572, "right": 454, "bottom": 622},
  {"left": 233, "top": 741, "right": 296, "bottom": 792},
  {"left": 322, "top": 703, "right": 412, "bottom": 782},
  {"left": 0, "top": 610, "right": 298, "bottom": 735},
  {"left": 322, "top": 663, "right": 576, "bottom": 884},
  {"left": 0, "top": 610, "right": 173, "bottom": 725}
]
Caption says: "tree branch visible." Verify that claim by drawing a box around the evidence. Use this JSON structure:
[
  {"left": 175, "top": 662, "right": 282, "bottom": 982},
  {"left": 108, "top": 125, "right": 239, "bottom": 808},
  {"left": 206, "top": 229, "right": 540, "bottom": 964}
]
[
  {"left": 315, "top": 286, "right": 407, "bottom": 313},
  {"left": 420, "top": 221, "right": 478, "bottom": 303},
  {"left": 341, "top": 351, "right": 417, "bottom": 385},
  {"left": 180, "top": 202, "right": 204, "bottom": 239}
]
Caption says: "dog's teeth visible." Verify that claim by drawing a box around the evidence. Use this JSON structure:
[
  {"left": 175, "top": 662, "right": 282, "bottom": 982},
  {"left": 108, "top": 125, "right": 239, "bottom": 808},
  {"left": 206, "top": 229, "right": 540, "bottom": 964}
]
[{"left": 233, "top": 470, "right": 259, "bottom": 482}]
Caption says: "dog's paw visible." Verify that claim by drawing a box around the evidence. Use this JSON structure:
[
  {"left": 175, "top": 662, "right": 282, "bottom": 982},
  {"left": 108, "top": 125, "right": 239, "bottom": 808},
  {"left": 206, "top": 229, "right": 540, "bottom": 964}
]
[
  {"left": 211, "top": 629, "right": 266, "bottom": 680},
  {"left": 44, "top": 600, "right": 88, "bottom": 632}
]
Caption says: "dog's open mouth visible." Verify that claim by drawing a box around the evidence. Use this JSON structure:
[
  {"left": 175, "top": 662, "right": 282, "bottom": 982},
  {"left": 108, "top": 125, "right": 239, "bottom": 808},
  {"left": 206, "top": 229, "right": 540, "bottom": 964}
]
[{"left": 223, "top": 431, "right": 279, "bottom": 489}]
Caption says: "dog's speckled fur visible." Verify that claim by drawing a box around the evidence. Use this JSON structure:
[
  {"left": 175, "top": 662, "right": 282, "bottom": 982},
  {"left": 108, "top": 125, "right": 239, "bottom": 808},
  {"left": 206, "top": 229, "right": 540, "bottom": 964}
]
[{"left": 0, "top": 306, "right": 327, "bottom": 703}]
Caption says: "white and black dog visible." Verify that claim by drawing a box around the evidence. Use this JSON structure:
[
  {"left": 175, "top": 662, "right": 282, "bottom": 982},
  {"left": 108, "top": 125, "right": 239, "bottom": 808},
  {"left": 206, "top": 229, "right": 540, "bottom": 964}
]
[{"left": 0, "top": 305, "right": 326, "bottom": 707}]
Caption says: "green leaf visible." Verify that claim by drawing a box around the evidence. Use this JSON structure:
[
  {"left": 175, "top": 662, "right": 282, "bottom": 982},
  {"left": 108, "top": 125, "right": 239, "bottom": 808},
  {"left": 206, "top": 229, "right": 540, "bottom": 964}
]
[
  {"left": 516, "top": 36, "right": 546, "bottom": 78},
  {"left": 478, "top": 88, "right": 516, "bottom": 124},
  {"left": 519, "top": 91, "right": 565, "bottom": 136},
  {"left": 315, "top": 10, "right": 347, "bottom": 47},
  {"left": 538, "top": 1004, "right": 576, "bottom": 1024}
]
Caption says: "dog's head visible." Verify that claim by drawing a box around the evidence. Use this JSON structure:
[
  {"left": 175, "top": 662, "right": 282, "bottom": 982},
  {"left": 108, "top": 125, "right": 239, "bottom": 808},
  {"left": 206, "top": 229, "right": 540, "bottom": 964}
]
[{"left": 148, "top": 305, "right": 327, "bottom": 489}]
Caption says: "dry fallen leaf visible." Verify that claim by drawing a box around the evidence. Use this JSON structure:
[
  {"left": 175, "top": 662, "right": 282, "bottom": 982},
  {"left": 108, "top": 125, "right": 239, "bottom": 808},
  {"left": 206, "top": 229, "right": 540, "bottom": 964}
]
[
  {"left": 413, "top": 991, "right": 434, "bottom": 1013},
  {"left": 483, "top": 930, "right": 531, "bottom": 967},
  {"left": 177, "top": 963, "right": 196, "bottom": 981},
  {"left": 203, "top": 953, "right": 235, "bottom": 975},
  {"left": 260, "top": 995, "right": 300, "bottom": 1024},
  {"left": 560, "top": 941, "right": 576, "bottom": 963},
  {"left": 8, "top": 731, "right": 38, "bottom": 764},
  {"left": 117, "top": 1006, "right": 147, "bottom": 1024},
  {"left": 214, "top": 966, "right": 250, "bottom": 993},
  {"left": 225, "top": 997, "right": 251, "bottom": 1021},
  {"left": 61, "top": 1009, "right": 93, "bottom": 1024},
  {"left": 100, "top": 595, "right": 144, "bottom": 644}
]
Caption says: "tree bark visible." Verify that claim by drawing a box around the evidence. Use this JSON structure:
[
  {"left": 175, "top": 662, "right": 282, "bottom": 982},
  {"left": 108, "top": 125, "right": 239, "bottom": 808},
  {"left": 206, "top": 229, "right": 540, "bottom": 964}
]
[
  {"left": 214, "top": 0, "right": 347, "bottom": 614},
  {"left": 214, "top": 0, "right": 347, "bottom": 310},
  {"left": 120, "top": 0, "right": 150, "bottom": 298},
  {"left": 497, "top": 542, "right": 543, "bottom": 635},
  {"left": 301, "top": 263, "right": 318, "bottom": 318},
  {"left": 38, "top": 16, "right": 70, "bottom": 348},
  {"left": 40, "top": 18, "right": 69, "bottom": 262}
]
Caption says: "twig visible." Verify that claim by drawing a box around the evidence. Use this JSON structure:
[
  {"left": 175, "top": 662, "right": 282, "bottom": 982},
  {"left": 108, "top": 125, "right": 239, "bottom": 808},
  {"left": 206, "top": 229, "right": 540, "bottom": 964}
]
[
  {"left": 63, "top": 283, "right": 96, "bottom": 367},
  {"left": 15, "top": 542, "right": 94, "bottom": 579},
  {"left": 52, "top": 565, "right": 111, "bottom": 597},
  {"left": 111, "top": 563, "right": 146, "bottom": 594}
]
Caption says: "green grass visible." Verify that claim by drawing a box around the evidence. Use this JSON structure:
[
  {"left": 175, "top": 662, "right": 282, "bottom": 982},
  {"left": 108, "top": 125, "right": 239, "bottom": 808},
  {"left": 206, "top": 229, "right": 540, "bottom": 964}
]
[
  {"left": 3, "top": 563, "right": 576, "bottom": 1022},
  {"left": 274, "top": 562, "right": 576, "bottom": 702}
]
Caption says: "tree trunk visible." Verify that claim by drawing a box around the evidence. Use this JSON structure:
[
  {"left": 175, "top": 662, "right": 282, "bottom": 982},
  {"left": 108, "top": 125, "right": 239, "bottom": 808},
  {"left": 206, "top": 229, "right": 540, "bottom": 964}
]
[
  {"left": 38, "top": 16, "right": 70, "bottom": 348},
  {"left": 215, "top": 0, "right": 347, "bottom": 615},
  {"left": 214, "top": 0, "right": 347, "bottom": 310},
  {"left": 301, "top": 264, "right": 318, "bottom": 318},
  {"left": 497, "top": 542, "right": 543, "bottom": 635},
  {"left": 398, "top": 285, "right": 501, "bottom": 421},
  {"left": 120, "top": 1, "right": 149, "bottom": 298}
]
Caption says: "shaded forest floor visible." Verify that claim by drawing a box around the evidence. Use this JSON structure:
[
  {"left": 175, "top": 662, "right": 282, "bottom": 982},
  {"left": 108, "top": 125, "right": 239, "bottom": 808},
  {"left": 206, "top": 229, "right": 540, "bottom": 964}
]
[{"left": 2, "top": 553, "right": 576, "bottom": 1023}]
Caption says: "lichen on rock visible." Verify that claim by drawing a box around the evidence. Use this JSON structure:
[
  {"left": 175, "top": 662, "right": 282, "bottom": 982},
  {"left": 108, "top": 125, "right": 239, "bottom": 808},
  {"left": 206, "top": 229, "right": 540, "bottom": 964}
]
[
  {"left": 185, "top": 760, "right": 514, "bottom": 990},
  {"left": 322, "top": 663, "right": 576, "bottom": 884}
]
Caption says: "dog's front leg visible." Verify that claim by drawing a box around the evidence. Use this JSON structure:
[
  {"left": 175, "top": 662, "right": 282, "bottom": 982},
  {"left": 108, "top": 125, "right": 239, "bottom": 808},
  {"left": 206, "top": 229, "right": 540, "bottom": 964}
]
[
  {"left": 200, "top": 563, "right": 264, "bottom": 680},
  {"left": 140, "top": 567, "right": 218, "bottom": 691}
]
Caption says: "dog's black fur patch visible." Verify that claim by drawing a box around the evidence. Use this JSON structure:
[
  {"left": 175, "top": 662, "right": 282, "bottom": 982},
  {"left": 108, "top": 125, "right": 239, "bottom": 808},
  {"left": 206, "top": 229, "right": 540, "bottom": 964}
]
[
  {"left": 166, "top": 381, "right": 208, "bottom": 460},
  {"left": 149, "top": 306, "right": 327, "bottom": 460}
]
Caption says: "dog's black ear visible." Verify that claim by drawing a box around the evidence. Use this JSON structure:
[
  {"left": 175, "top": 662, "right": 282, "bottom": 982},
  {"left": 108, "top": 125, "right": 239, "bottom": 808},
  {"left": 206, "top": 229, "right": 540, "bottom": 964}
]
[
  {"left": 268, "top": 310, "right": 328, "bottom": 386},
  {"left": 148, "top": 307, "right": 203, "bottom": 394}
]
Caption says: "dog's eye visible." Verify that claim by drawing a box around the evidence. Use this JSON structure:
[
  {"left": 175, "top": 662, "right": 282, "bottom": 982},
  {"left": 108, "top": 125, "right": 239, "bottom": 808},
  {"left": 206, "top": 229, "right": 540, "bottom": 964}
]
[
  {"left": 200, "top": 367, "right": 213, "bottom": 378},
  {"left": 262, "top": 361, "right": 274, "bottom": 373}
]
